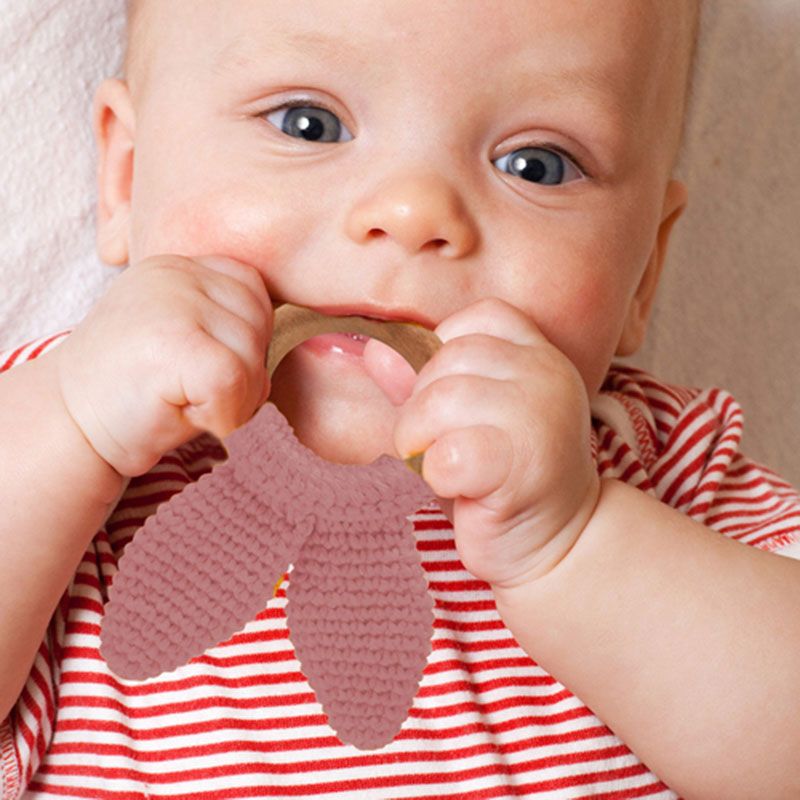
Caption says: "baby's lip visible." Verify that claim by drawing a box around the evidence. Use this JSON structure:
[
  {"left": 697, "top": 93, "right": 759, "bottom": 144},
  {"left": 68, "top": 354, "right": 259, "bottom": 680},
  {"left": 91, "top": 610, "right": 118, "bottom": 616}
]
[{"left": 293, "top": 303, "right": 437, "bottom": 331}]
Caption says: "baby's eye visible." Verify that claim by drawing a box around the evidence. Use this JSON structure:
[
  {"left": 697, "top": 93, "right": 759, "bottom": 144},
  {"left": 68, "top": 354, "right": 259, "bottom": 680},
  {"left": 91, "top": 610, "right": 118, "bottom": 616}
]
[
  {"left": 493, "top": 146, "right": 584, "bottom": 186},
  {"left": 264, "top": 104, "right": 354, "bottom": 143}
]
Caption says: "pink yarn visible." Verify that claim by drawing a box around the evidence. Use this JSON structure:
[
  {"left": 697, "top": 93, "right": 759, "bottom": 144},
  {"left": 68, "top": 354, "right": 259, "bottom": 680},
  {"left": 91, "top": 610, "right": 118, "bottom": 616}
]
[{"left": 100, "top": 401, "right": 435, "bottom": 750}]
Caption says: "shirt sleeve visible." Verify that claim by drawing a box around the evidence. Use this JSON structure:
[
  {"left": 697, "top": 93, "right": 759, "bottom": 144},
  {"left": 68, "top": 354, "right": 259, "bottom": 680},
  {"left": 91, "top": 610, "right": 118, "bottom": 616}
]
[
  {"left": 594, "top": 365, "right": 800, "bottom": 555},
  {"left": 774, "top": 539, "right": 800, "bottom": 560},
  {"left": 0, "top": 330, "right": 72, "bottom": 374},
  {"left": 1, "top": 330, "right": 73, "bottom": 798}
]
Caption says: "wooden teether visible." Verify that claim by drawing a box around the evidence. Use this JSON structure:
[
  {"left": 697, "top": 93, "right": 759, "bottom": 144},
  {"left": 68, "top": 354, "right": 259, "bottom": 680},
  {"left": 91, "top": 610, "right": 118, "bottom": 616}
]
[
  {"left": 267, "top": 303, "right": 442, "bottom": 474},
  {"left": 267, "top": 303, "right": 441, "bottom": 376}
]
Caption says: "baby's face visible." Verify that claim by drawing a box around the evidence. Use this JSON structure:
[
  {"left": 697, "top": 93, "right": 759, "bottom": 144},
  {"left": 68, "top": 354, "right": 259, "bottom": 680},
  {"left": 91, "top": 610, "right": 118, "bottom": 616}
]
[{"left": 101, "top": 0, "right": 692, "bottom": 463}]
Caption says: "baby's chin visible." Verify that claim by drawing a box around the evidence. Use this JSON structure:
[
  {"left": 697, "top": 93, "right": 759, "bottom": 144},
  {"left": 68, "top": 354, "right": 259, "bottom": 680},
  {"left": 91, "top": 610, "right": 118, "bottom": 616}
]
[{"left": 267, "top": 347, "right": 400, "bottom": 466}]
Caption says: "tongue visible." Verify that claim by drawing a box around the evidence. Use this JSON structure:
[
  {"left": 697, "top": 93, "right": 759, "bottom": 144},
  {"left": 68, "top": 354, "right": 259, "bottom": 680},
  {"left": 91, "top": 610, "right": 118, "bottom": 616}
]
[{"left": 362, "top": 337, "right": 418, "bottom": 406}]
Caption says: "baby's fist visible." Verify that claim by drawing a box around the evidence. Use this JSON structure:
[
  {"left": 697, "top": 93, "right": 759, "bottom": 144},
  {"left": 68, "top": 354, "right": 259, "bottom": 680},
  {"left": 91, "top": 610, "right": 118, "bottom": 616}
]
[
  {"left": 54, "top": 255, "right": 273, "bottom": 477},
  {"left": 388, "top": 298, "right": 600, "bottom": 589}
]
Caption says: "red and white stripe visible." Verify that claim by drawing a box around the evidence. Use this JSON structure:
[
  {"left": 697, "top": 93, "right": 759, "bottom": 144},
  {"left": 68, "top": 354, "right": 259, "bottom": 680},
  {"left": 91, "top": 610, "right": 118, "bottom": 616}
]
[{"left": 2, "top": 333, "right": 798, "bottom": 800}]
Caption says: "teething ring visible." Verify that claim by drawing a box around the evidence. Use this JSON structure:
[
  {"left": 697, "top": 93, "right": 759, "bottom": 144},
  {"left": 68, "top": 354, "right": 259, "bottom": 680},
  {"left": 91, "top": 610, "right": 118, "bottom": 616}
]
[
  {"left": 267, "top": 304, "right": 441, "bottom": 376},
  {"left": 266, "top": 303, "right": 442, "bottom": 474}
]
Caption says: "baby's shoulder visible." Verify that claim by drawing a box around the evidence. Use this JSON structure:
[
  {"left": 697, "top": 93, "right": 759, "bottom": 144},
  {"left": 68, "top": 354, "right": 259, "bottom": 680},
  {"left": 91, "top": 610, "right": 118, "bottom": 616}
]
[
  {"left": 595, "top": 364, "right": 800, "bottom": 555},
  {"left": 595, "top": 363, "right": 741, "bottom": 458}
]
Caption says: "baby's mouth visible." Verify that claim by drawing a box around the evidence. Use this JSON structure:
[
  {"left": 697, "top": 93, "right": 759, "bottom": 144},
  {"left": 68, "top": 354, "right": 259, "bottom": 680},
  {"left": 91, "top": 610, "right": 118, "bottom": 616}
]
[{"left": 302, "top": 331, "right": 370, "bottom": 358}]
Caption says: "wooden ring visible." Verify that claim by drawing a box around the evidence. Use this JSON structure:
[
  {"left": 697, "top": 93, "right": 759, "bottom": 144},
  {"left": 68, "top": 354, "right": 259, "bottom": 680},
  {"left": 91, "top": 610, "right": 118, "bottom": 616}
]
[
  {"left": 267, "top": 304, "right": 442, "bottom": 376},
  {"left": 267, "top": 303, "right": 442, "bottom": 475}
]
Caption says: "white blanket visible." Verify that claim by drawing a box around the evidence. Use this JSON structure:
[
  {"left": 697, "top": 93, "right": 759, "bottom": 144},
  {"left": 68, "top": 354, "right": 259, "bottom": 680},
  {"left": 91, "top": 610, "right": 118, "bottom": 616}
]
[
  {"left": 0, "top": 0, "right": 126, "bottom": 350},
  {"left": 0, "top": 0, "right": 798, "bottom": 486}
]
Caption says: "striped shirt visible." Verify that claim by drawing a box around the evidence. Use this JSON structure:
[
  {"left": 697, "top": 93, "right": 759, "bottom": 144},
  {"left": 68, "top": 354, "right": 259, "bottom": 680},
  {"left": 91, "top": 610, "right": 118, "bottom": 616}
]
[{"left": 2, "top": 330, "right": 799, "bottom": 800}]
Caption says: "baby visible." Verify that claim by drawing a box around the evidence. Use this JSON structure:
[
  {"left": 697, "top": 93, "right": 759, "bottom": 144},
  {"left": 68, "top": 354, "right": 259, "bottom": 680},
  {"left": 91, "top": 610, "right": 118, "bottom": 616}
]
[{"left": 2, "top": 0, "right": 799, "bottom": 797}]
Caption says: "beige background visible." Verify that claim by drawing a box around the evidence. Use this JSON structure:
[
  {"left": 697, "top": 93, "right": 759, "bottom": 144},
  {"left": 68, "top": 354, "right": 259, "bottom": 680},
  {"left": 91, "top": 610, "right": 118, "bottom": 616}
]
[
  {"left": 620, "top": 0, "right": 800, "bottom": 486},
  {"left": 0, "top": 0, "right": 798, "bottom": 486}
]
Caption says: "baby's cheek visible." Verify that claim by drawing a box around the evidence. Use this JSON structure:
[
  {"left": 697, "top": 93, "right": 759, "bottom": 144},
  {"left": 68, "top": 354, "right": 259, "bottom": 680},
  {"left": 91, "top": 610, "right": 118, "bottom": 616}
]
[
  {"left": 136, "top": 190, "right": 302, "bottom": 286},
  {"left": 538, "top": 272, "right": 629, "bottom": 396}
]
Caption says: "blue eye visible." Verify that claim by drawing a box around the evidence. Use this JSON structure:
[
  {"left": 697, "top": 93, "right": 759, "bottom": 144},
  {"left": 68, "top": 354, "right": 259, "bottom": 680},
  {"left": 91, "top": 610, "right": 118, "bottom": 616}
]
[
  {"left": 493, "top": 146, "right": 583, "bottom": 186},
  {"left": 265, "top": 104, "right": 353, "bottom": 143}
]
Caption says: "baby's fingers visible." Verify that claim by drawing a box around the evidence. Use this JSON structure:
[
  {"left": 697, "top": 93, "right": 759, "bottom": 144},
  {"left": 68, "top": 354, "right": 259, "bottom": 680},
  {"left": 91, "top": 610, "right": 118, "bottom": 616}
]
[
  {"left": 178, "top": 318, "right": 268, "bottom": 439},
  {"left": 195, "top": 255, "right": 274, "bottom": 327},
  {"left": 395, "top": 373, "right": 524, "bottom": 498},
  {"left": 423, "top": 425, "right": 513, "bottom": 500},
  {"left": 363, "top": 338, "right": 417, "bottom": 405}
]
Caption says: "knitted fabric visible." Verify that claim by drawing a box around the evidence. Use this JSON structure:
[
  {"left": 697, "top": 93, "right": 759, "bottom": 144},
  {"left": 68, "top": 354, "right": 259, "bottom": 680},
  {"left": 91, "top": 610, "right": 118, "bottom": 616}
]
[{"left": 100, "top": 401, "right": 435, "bottom": 750}]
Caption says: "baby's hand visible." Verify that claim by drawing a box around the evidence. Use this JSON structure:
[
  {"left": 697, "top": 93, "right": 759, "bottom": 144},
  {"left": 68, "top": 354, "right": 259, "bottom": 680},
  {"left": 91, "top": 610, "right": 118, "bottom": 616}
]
[
  {"left": 53, "top": 256, "right": 272, "bottom": 477},
  {"left": 382, "top": 298, "right": 601, "bottom": 590}
]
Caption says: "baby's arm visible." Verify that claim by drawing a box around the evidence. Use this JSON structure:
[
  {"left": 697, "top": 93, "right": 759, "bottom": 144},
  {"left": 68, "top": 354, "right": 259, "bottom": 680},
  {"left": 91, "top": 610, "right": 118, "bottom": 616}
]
[
  {"left": 0, "top": 349, "right": 125, "bottom": 723},
  {"left": 387, "top": 297, "right": 800, "bottom": 799},
  {"left": 0, "top": 255, "right": 272, "bottom": 724},
  {"left": 493, "top": 479, "right": 800, "bottom": 800}
]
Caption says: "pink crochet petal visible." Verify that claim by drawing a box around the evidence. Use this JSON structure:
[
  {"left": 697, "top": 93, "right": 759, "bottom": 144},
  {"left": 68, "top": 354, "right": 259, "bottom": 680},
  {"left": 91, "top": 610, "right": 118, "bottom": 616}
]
[
  {"left": 287, "top": 461, "right": 434, "bottom": 749},
  {"left": 100, "top": 403, "right": 317, "bottom": 679},
  {"left": 100, "top": 401, "right": 436, "bottom": 752}
]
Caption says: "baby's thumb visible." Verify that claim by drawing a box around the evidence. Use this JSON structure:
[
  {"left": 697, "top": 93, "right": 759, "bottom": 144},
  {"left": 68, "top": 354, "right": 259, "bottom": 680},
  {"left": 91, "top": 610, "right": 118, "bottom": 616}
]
[{"left": 362, "top": 338, "right": 417, "bottom": 406}]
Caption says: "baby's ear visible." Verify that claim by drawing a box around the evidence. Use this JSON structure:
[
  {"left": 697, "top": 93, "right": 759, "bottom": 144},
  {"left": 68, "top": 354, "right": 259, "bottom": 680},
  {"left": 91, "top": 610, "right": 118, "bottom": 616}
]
[
  {"left": 92, "top": 79, "right": 136, "bottom": 267},
  {"left": 615, "top": 179, "right": 688, "bottom": 357}
]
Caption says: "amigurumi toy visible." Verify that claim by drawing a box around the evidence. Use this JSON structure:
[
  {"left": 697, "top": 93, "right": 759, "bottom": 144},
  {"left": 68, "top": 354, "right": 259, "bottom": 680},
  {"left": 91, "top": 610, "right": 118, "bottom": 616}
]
[{"left": 100, "top": 305, "right": 442, "bottom": 751}]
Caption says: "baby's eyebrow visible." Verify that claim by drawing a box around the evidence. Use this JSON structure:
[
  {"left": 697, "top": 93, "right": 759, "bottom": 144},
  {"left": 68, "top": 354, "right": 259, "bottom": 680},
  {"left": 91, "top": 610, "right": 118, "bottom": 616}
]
[
  {"left": 212, "top": 31, "right": 374, "bottom": 75},
  {"left": 502, "top": 47, "right": 634, "bottom": 128},
  {"left": 524, "top": 66, "right": 617, "bottom": 106},
  {"left": 213, "top": 32, "right": 631, "bottom": 130}
]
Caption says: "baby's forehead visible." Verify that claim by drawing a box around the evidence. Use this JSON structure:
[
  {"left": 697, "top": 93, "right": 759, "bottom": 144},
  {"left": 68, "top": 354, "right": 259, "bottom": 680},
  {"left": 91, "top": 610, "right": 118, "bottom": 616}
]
[
  {"left": 137, "top": 2, "right": 687, "bottom": 44},
  {"left": 126, "top": 0, "right": 697, "bottom": 167},
  {"left": 129, "top": 1, "right": 691, "bottom": 82}
]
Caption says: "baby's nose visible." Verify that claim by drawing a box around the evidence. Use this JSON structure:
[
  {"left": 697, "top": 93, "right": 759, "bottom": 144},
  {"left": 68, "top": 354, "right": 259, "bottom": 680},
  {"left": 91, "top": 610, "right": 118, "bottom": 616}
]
[{"left": 344, "top": 170, "right": 478, "bottom": 258}]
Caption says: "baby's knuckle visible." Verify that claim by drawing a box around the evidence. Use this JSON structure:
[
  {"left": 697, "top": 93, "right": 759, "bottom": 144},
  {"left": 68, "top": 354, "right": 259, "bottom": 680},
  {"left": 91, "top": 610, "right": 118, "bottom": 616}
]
[
  {"left": 529, "top": 344, "right": 566, "bottom": 377},
  {"left": 175, "top": 322, "right": 210, "bottom": 359},
  {"left": 418, "top": 378, "right": 451, "bottom": 416},
  {"left": 210, "top": 351, "right": 249, "bottom": 396},
  {"left": 234, "top": 316, "right": 265, "bottom": 357}
]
